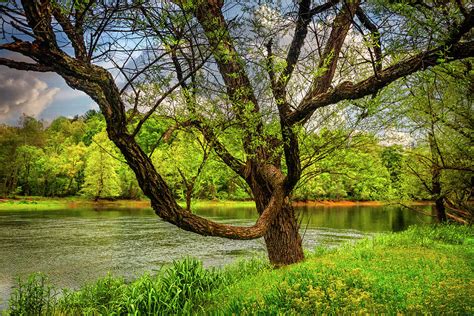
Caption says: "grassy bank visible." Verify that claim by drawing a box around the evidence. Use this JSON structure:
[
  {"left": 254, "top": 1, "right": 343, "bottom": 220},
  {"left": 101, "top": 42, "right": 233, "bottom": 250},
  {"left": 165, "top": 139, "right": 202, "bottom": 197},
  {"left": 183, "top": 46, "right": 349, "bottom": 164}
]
[
  {"left": 5, "top": 225, "right": 473, "bottom": 314},
  {"left": 0, "top": 197, "right": 260, "bottom": 211},
  {"left": 0, "top": 198, "right": 72, "bottom": 211},
  {"left": 0, "top": 196, "right": 401, "bottom": 211},
  {"left": 215, "top": 225, "right": 474, "bottom": 314}
]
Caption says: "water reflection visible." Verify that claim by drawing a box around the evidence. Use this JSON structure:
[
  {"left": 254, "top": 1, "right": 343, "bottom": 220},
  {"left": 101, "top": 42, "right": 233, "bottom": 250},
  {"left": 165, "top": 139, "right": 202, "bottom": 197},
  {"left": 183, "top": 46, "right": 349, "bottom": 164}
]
[
  {"left": 305, "top": 205, "right": 429, "bottom": 232},
  {"left": 195, "top": 204, "right": 431, "bottom": 232},
  {"left": 0, "top": 204, "right": 431, "bottom": 309}
]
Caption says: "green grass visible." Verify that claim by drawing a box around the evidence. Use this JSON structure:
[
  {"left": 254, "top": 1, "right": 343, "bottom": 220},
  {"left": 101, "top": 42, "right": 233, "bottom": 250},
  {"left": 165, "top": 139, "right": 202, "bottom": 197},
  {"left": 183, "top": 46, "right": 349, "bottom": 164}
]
[
  {"left": 211, "top": 225, "right": 474, "bottom": 314},
  {"left": 0, "top": 199, "right": 70, "bottom": 211},
  {"left": 5, "top": 225, "right": 473, "bottom": 315},
  {"left": 5, "top": 257, "right": 269, "bottom": 315},
  {"left": 181, "top": 199, "right": 256, "bottom": 209},
  {"left": 0, "top": 197, "right": 256, "bottom": 211}
]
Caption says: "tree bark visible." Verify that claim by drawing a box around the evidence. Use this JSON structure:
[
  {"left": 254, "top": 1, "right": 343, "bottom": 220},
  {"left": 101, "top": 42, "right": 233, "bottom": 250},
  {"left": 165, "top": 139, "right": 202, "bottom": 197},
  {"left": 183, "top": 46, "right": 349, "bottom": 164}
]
[
  {"left": 264, "top": 200, "right": 304, "bottom": 266},
  {"left": 185, "top": 186, "right": 192, "bottom": 212},
  {"left": 429, "top": 132, "right": 447, "bottom": 223},
  {"left": 252, "top": 174, "right": 304, "bottom": 266},
  {"left": 431, "top": 158, "right": 447, "bottom": 222},
  {"left": 434, "top": 196, "right": 447, "bottom": 223}
]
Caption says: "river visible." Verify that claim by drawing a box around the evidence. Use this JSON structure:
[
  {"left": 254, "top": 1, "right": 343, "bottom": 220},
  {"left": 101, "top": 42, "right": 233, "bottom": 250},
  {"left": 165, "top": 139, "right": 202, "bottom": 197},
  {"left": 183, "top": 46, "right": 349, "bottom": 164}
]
[{"left": 0, "top": 203, "right": 431, "bottom": 308}]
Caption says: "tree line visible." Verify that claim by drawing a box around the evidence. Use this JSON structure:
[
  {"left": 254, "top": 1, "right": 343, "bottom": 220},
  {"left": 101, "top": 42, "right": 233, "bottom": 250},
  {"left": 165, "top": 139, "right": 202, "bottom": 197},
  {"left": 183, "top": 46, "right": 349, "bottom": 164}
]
[{"left": 0, "top": 102, "right": 468, "bottom": 212}]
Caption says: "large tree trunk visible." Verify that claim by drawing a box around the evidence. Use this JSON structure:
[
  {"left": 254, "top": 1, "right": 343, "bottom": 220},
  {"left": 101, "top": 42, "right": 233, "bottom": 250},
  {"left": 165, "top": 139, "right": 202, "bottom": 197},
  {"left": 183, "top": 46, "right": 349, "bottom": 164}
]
[
  {"left": 264, "top": 200, "right": 304, "bottom": 266},
  {"left": 253, "top": 180, "right": 304, "bottom": 266}
]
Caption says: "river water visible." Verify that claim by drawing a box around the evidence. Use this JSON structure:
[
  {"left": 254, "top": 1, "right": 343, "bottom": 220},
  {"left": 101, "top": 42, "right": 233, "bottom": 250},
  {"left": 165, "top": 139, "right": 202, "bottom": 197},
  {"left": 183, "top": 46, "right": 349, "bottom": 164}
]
[{"left": 0, "top": 204, "right": 431, "bottom": 308}]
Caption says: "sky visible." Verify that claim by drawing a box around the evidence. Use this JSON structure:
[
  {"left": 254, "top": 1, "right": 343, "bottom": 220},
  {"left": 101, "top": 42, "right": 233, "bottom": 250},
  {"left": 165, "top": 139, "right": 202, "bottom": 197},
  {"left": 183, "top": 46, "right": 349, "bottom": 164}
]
[
  {"left": 0, "top": 5, "right": 99, "bottom": 126},
  {"left": 0, "top": 1, "right": 371, "bottom": 127},
  {"left": 0, "top": 62, "right": 98, "bottom": 126},
  {"left": 0, "top": 1, "right": 294, "bottom": 127}
]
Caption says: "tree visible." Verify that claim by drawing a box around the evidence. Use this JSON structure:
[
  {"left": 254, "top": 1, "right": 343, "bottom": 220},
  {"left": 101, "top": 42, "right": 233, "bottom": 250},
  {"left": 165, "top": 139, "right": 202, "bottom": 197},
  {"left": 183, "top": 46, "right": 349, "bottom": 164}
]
[
  {"left": 294, "top": 130, "right": 395, "bottom": 201},
  {"left": 0, "top": 124, "right": 21, "bottom": 196},
  {"left": 14, "top": 145, "right": 42, "bottom": 195},
  {"left": 43, "top": 117, "right": 88, "bottom": 196},
  {"left": 0, "top": 1, "right": 472, "bottom": 265},
  {"left": 82, "top": 131, "right": 121, "bottom": 200},
  {"left": 155, "top": 128, "right": 210, "bottom": 211},
  {"left": 381, "top": 145, "right": 408, "bottom": 199},
  {"left": 59, "top": 141, "right": 87, "bottom": 195},
  {"left": 17, "top": 115, "right": 46, "bottom": 148},
  {"left": 117, "top": 163, "right": 142, "bottom": 199},
  {"left": 0, "top": 116, "right": 49, "bottom": 196},
  {"left": 48, "top": 116, "right": 86, "bottom": 146},
  {"left": 399, "top": 65, "right": 473, "bottom": 223}
]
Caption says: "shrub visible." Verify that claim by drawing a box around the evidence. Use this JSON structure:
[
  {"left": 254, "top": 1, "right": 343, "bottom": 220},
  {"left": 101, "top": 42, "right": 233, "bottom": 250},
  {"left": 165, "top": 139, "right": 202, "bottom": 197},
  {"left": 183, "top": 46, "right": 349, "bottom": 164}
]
[{"left": 55, "top": 257, "right": 227, "bottom": 314}]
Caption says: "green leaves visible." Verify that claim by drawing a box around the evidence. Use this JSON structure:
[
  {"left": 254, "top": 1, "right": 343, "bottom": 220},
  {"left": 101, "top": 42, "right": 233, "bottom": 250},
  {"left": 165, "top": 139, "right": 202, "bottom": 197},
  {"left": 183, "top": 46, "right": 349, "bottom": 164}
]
[{"left": 81, "top": 130, "right": 122, "bottom": 199}]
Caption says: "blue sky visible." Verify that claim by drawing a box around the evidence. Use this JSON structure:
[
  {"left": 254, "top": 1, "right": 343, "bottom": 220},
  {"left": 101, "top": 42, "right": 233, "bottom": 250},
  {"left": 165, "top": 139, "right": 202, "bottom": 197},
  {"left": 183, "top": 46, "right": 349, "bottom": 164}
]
[{"left": 0, "top": 1, "right": 265, "bottom": 126}]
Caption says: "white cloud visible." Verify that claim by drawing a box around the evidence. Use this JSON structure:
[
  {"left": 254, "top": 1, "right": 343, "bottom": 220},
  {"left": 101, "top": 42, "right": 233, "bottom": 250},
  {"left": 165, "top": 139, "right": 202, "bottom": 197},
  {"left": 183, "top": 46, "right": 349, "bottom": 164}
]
[
  {"left": 53, "top": 88, "right": 87, "bottom": 102},
  {"left": 0, "top": 67, "right": 60, "bottom": 123}
]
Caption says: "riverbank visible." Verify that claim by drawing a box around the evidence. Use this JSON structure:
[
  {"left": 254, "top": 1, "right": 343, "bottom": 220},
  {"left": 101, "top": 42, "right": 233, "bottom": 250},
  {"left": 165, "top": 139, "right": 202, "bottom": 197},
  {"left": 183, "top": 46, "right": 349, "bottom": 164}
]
[
  {"left": 0, "top": 196, "right": 426, "bottom": 211},
  {"left": 5, "top": 225, "right": 472, "bottom": 314},
  {"left": 0, "top": 197, "right": 256, "bottom": 211}
]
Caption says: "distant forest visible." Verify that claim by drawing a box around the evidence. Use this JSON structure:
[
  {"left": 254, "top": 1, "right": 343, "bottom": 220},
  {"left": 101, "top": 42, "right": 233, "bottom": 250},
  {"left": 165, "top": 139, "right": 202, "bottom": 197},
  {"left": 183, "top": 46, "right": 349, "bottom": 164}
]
[{"left": 0, "top": 108, "right": 468, "bottom": 204}]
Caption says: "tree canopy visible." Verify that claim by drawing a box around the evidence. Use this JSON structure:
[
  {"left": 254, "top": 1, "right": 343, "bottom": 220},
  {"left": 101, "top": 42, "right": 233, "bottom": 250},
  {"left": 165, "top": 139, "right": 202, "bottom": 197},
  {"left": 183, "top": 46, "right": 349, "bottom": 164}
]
[{"left": 0, "top": 0, "right": 472, "bottom": 265}]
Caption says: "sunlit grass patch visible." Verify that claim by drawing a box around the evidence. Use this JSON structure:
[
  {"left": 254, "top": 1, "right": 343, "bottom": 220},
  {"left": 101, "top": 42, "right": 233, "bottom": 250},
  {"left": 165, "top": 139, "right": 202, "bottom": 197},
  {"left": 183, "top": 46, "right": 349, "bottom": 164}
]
[
  {"left": 208, "top": 225, "right": 474, "bottom": 314},
  {"left": 181, "top": 199, "right": 256, "bottom": 209},
  {"left": 0, "top": 199, "right": 67, "bottom": 211},
  {"left": 0, "top": 197, "right": 256, "bottom": 211}
]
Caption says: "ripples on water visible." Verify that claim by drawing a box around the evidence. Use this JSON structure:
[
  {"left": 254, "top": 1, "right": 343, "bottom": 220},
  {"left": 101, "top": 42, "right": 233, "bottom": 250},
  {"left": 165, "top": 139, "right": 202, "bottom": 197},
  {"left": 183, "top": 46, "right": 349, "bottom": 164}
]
[{"left": 0, "top": 204, "right": 430, "bottom": 309}]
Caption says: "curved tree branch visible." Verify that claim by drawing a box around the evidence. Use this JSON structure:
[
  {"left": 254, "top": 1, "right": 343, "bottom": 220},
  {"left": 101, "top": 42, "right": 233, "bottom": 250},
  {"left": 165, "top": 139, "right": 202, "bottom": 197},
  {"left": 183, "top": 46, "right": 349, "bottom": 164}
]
[
  {"left": 0, "top": 1, "right": 292, "bottom": 256},
  {"left": 155, "top": 185, "right": 285, "bottom": 239},
  {"left": 309, "top": 0, "right": 360, "bottom": 96},
  {"left": 277, "top": 0, "right": 339, "bottom": 95},
  {"left": 273, "top": 0, "right": 356, "bottom": 190},
  {"left": 0, "top": 57, "right": 53, "bottom": 72},
  {"left": 183, "top": 0, "right": 263, "bottom": 156},
  {"left": 51, "top": 3, "right": 87, "bottom": 60},
  {"left": 21, "top": 0, "right": 58, "bottom": 47},
  {"left": 288, "top": 40, "right": 474, "bottom": 125}
]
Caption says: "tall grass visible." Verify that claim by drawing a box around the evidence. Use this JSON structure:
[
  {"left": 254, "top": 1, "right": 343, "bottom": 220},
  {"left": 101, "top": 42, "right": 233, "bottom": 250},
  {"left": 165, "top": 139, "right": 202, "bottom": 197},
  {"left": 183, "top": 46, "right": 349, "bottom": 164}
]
[
  {"left": 57, "top": 257, "right": 226, "bottom": 314},
  {"left": 7, "top": 273, "right": 55, "bottom": 316},
  {"left": 6, "top": 256, "right": 269, "bottom": 315}
]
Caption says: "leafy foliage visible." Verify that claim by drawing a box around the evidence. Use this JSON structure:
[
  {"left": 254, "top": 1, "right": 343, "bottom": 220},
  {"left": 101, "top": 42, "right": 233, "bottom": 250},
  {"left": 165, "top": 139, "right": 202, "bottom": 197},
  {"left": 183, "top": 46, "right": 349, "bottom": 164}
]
[
  {"left": 0, "top": 112, "right": 422, "bottom": 200},
  {"left": 8, "top": 273, "right": 56, "bottom": 316},
  {"left": 81, "top": 131, "right": 121, "bottom": 199}
]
